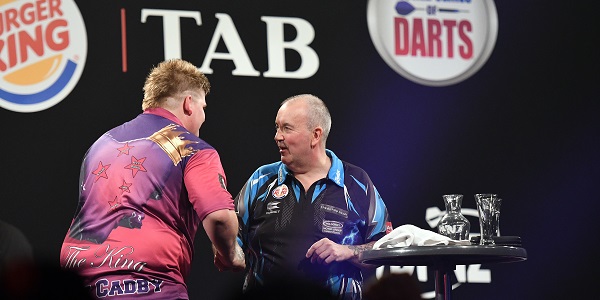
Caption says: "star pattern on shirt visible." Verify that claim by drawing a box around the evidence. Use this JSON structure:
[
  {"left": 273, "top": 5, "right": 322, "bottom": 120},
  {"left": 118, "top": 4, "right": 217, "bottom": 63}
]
[
  {"left": 108, "top": 196, "right": 121, "bottom": 210},
  {"left": 119, "top": 180, "right": 132, "bottom": 194},
  {"left": 124, "top": 156, "right": 147, "bottom": 177},
  {"left": 117, "top": 142, "right": 134, "bottom": 157},
  {"left": 92, "top": 161, "right": 110, "bottom": 182}
]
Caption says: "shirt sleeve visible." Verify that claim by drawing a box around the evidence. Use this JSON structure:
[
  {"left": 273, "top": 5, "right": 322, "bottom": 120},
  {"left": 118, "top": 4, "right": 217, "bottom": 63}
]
[
  {"left": 362, "top": 173, "right": 391, "bottom": 242},
  {"left": 184, "top": 148, "right": 234, "bottom": 221},
  {"left": 234, "top": 172, "right": 257, "bottom": 249}
]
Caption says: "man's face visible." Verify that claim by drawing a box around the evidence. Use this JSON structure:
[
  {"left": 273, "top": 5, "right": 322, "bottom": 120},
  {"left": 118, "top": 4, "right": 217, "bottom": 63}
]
[{"left": 274, "top": 100, "right": 313, "bottom": 169}]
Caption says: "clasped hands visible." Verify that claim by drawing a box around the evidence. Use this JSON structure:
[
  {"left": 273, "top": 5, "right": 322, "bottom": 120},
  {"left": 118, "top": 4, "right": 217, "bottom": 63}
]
[{"left": 213, "top": 244, "right": 246, "bottom": 272}]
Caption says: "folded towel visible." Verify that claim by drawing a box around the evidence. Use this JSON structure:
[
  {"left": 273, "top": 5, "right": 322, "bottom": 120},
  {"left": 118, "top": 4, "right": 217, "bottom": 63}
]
[{"left": 373, "top": 224, "right": 471, "bottom": 249}]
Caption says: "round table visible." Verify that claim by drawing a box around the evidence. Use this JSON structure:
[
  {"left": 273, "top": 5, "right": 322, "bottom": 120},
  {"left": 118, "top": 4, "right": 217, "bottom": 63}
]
[{"left": 360, "top": 245, "right": 527, "bottom": 300}]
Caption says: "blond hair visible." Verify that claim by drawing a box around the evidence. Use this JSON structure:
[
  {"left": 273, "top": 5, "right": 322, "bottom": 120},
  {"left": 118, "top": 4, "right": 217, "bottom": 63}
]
[{"left": 141, "top": 59, "right": 210, "bottom": 110}]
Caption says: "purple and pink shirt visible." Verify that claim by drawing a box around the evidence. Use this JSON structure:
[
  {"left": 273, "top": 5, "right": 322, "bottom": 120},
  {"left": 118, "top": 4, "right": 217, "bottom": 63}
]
[{"left": 61, "top": 108, "right": 234, "bottom": 299}]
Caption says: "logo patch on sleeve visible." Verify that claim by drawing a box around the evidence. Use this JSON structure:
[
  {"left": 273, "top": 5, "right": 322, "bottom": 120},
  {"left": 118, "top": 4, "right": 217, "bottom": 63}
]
[{"left": 386, "top": 221, "right": 393, "bottom": 234}]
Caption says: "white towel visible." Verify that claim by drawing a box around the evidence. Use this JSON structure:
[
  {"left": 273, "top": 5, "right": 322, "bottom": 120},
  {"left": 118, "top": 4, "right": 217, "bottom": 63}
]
[{"left": 373, "top": 224, "right": 471, "bottom": 249}]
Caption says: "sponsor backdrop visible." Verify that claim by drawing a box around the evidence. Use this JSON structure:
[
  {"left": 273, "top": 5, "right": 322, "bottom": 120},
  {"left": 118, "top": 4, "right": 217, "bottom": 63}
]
[{"left": 0, "top": 0, "right": 597, "bottom": 299}]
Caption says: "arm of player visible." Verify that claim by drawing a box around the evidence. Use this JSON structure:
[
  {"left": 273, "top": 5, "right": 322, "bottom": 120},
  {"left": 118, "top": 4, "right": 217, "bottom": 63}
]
[
  {"left": 203, "top": 209, "right": 245, "bottom": 272},
  {"left": 305, "top": 238, "right": 378, "bottom": 270}
]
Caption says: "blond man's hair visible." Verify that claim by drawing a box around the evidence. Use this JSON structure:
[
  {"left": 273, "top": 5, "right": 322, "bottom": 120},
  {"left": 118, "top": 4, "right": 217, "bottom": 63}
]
[{"left": 142, "top": 59, "right": 210, "bottom": 111}]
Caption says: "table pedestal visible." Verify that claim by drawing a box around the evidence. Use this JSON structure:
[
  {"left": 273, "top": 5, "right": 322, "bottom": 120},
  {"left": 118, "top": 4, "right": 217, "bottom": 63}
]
[{"left": 434, "top": 264, "right": 453, "bottom": 300}]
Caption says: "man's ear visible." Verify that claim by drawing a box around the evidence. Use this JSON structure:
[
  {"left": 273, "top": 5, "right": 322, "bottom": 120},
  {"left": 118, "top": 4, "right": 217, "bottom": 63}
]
[
  {"left": 182, "top": 95, "right": 193, "bottom": 116},
  {"left": 311, "top": 127, "right": 323, "bottom": 147}
]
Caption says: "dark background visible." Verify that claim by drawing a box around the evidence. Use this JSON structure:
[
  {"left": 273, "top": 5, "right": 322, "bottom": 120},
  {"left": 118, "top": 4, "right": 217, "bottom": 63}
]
[{"left": 1, "top": 1, "right": 597, "bottom": 299}]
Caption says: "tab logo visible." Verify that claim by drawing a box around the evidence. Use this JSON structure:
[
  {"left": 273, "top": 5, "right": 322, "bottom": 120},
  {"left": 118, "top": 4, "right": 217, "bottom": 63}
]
[
  {"left": 0, "top": 0, "right": 87, "bottom": 112},
  {"left": 367, "top": 0, "right": 498, "bottom": 86}
]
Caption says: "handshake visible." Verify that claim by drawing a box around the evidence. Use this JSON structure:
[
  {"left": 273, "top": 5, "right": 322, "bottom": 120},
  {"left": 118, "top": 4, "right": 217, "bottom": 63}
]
[{"left": 212, "top": 243, "right": 246, "bottom": 272}]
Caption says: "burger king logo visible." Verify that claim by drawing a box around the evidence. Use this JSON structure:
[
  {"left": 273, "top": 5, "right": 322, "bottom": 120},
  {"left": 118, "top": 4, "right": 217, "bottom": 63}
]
[
  {"left": 0, "top": 0, "right": 87, "bottom": 113},
  {"left": 367, "top": 0, "right": 498, "bottom": 86}
]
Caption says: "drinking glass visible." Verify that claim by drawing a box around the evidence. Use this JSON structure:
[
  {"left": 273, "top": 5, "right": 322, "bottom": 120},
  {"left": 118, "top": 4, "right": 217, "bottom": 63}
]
[{"left": 474, "top": 194, "right": 502, "bottom": 245}]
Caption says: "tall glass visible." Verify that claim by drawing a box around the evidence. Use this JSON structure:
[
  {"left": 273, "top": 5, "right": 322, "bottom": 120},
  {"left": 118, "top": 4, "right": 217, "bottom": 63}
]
[{"left": 474, "top": 194, "right": 502, "bottom": 245}]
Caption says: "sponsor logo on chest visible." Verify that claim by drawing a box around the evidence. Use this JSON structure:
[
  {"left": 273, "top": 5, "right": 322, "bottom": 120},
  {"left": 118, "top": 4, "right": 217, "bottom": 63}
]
[
  {"left": 272, "top": 184, "right": 289, "bottom": 199},
  {"left": 266, "top": 201, "right": 280, "bottom": 215},
  {"left": 322, "top": 220, "right": 344, "bottom": 235}
]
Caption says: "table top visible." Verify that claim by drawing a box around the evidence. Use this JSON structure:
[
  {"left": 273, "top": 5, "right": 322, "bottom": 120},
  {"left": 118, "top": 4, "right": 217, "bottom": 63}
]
[{"left": 360, "top": 245, "right": 527, "bottom": 267}]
